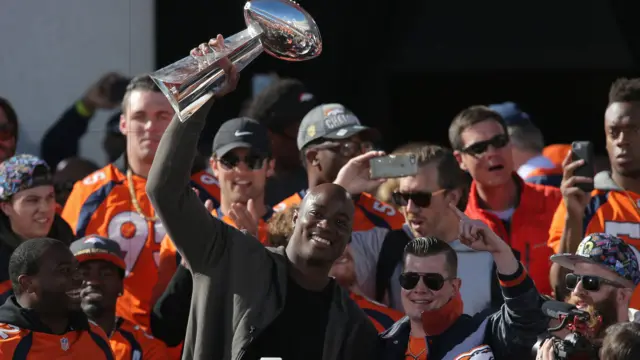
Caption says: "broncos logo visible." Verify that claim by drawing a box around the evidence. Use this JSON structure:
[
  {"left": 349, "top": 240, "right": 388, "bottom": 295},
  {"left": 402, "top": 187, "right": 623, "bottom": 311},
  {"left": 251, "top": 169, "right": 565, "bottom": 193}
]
[{"left": 454, "top": 345, "right": 494, "bottom": 360}]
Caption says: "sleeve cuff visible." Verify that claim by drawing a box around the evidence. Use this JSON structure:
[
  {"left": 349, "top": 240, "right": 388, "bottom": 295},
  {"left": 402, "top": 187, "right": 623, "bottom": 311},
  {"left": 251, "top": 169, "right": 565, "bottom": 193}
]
[{"left": 497, "top": 262, "right": 535, "bottom": 298}]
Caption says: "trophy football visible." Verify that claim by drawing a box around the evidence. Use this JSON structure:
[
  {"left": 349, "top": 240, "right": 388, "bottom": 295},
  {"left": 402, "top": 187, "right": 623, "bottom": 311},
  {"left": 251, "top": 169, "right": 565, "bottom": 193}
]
[{"left": 150, "top": 0, "right": 322, "bottom": 122}]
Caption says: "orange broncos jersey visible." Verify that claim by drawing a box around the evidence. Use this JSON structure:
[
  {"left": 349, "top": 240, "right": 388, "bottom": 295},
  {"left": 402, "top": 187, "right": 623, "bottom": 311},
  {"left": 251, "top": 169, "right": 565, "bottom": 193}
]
[
  {"left": 110, "top": 317, "right": 168, "bottom": 360},
  {"left": 548, "top": 172, "right": 640, "bottom": 308},
  {"left": 350, "top": 292, "right": 403, "bottom": 333},
  {"left": 62, "top": 158, "right": 221, "bottom": 330},
  {"left": 274, "top": 190, "right": 405, "bottom": 232},
  {"left": 0, "top": 322, "right": 114, "bottom": 359}
]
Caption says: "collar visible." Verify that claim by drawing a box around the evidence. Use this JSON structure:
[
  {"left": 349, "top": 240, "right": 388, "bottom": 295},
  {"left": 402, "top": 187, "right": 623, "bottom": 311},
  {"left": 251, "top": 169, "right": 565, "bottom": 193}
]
[{"left": 468, "top": 172, "right": 547, "bottom": 214}]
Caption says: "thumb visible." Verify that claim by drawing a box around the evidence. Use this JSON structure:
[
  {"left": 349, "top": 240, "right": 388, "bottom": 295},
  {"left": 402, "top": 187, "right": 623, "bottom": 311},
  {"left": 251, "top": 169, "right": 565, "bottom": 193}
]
[
  {"left": 204, "top": 199, "right": 214, "bottom": 212},
  {"left": 247, "top": 199, "right": 259, "bottom": 220}
]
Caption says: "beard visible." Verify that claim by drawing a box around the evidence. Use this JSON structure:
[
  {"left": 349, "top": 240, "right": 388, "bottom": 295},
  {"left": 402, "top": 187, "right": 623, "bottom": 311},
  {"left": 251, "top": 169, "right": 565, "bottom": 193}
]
[
  {"left": 568, "top": 292, "right": 619, "bottom": 338},
  {"left": 81, "top": 300, "right": 105, "bottom": 319}
]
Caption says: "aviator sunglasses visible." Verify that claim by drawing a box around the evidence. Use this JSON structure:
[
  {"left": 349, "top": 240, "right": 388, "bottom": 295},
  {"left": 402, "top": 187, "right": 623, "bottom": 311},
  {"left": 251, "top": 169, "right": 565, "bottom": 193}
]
[
  {"left": 565, "top": 273, "right": 626, "bottom": 292},
  {"left": 399, "top": 272, "right": 450, "bottom": 291},
  {"left": 219, "top": 152, "right": 267, "bottom": 170},
  {"left": 392, "top": 189, "right": 447, "bottom": 208},
  {"left": 461, "top": 134, "right": 509, "bottom": 156}
]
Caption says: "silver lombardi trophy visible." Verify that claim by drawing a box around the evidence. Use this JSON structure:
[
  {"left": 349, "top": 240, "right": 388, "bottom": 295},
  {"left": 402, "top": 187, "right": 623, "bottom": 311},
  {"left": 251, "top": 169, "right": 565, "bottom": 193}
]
[{"left": 150, "top": 0, "right": 322, "bottom": 122}]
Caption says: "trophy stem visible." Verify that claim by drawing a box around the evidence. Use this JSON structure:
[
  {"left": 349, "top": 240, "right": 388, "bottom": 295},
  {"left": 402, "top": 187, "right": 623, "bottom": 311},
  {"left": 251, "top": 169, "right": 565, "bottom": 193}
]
[{"left": 150, "top": 27, "right": 265, "bottom": 122}]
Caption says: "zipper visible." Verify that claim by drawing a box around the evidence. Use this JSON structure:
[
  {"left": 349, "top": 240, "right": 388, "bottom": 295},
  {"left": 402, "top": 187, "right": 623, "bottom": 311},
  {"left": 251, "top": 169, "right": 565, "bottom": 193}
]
[{"left": 236, "top": 326, "right": 258, "bottom": 360}]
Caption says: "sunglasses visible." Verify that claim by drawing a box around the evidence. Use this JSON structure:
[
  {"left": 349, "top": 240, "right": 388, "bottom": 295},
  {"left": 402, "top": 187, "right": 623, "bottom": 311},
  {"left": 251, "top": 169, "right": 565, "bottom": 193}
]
[
  {"left": 392, "top": 189, "right": 447, "bottom": 208},
  {"left": 218, "top": 153, "right": 266, "bottom": 170},
  {"left": 565, "top": 273, "right": 625, "bottom": 292},
  {"left": 314, "top": 140, "right": 373, "bottom": 158},
  {"left": 399, "top": 272, "right": 449, "bottom": 291},
  {"left": 461, "top": 134, "right": 509, "bottom": 156},
  {"left": 0, "top": 123, "right": 16, "bottom": 141}
]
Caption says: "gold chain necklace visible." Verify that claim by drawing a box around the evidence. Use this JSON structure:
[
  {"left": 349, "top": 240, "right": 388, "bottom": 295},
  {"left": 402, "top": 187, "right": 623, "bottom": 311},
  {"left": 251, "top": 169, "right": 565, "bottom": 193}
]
[{"left": 126, "top": 169, "right": 158, "bottom": 222}]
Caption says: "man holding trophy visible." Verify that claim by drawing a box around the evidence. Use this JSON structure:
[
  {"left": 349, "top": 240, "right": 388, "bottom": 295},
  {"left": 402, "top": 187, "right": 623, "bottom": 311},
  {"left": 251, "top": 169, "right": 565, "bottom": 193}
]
[{"left": 147, "top": 1, "right": 380, "bottom": 359}]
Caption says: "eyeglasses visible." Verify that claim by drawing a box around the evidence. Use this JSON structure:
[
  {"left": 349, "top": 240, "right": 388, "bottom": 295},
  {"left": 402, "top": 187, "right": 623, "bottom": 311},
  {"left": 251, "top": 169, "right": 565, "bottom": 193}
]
[
  {"left": 399, "top": 272, "right": 450, "bottom": 291},
  {"left": 460, "top": 134, "right": 509, "bottom": 156},
  {"left": 565, "top": 273, "right": 626, "bottom": 292},
  {"left": 0, "top": 123, "right": 16, "bottom": 141},
  {"left": 218, "top": 153, "right": 267, "bottom": 170},
  {"left": 313, "top": 140, "right": 373, "bottom": 158},
  {"left": 392, "top": 189, "right": 447, "bottom": 208}
]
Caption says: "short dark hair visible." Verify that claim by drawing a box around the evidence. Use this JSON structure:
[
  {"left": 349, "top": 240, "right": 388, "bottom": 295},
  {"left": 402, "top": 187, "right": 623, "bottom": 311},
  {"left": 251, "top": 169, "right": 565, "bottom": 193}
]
[
  {"left": 448, "top": 105, "right": 508, "bottom": 151},
  {"left": 608, "top": 78, "right": 640, "bottom": 104},
  {"left": 507, "top": 121, "right": 545, "bottom": 153},
  {"left": 403, "top": 236, "right": 458, "bottom": 278},
  {"left": 121, "top": 75, "right": 161, "bottom": 112},
  {"left": 9, "top": 238, "right": 67, "bottom": 295},
  {"left": 0, "top": 97, "right": 19, "bottom": 142},
  {"left": 600, "top": 322, "right": 640, "bottom": 360},
  {"left": 393, "top": 142, "right": 470, "bottom": 211}
]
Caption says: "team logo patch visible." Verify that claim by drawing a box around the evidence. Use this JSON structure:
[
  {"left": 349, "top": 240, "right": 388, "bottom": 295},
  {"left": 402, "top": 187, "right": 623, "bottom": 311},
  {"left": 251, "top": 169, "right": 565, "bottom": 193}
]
[
  {"left": 60, "top": 337, "right": 70, "bottom": 351},
  {"left": 306, "top": 125, "right": 316, "bottom": 138},
  {"left": 454, "top": 345, "right": 494, "bottom": 360},
  {"left": 84, "top": 237, "right": 106, "bottom": 245}
]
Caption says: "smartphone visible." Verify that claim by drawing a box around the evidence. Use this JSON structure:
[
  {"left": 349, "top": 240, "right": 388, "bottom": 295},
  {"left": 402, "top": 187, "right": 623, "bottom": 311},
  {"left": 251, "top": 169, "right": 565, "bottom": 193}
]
[
  {"left": 571, "top": 141, "right": 595, "bottom": 193},
  {"left": 109, "top": 77, "right": 131, "bottom": 103},
  {"left": 369, "top": 154, "right": 418, "bottom": 179}
]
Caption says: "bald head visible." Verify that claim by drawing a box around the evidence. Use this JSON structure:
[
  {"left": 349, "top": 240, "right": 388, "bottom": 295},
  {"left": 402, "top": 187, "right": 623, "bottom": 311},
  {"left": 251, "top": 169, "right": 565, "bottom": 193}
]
[{"left": 301, "top": 183, "right": 354, "bottom": 214}]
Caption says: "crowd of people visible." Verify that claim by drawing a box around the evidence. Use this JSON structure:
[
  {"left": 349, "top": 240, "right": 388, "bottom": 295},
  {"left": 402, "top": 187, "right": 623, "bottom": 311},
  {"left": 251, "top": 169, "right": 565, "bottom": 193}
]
[{"left": 0, "top": 35, "right": 639, "bottom": 360}]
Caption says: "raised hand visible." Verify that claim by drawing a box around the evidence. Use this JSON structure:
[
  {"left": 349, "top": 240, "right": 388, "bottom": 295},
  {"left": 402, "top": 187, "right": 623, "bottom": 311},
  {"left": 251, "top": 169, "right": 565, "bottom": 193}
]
[
  {"left": 228, "top": 199, "right": 260, "bottom": 239},
  {"left": 333, "top": 151, "right": 387, "bottom": 196},
  {"left": 190, "top": 34, "right": 239, "bottom": 97},
  {"left": 560, "top": 150, "right": 592, "bottom": 218},
  {"left": 448, "top": 203, "right": 509, "bottom": 254}
]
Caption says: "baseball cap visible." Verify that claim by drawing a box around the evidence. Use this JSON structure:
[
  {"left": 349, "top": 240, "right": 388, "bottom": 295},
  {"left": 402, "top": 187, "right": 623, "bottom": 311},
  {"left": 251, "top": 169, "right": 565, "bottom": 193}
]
[
  {"left": 551, "top": 233, "right": 640, "bottom": 286},
  {"left": 488, "top": 102, "right": 531, "bottom": 126},
  {"left": 296, "top": 103, "right": 378, "bottom": 150},
  {"left": 212, "top": 117, "right": 271, "bottom": 158},
  {"left": 70, "top": 235, "right": 126, "bottom": 271},
  {"left": 0, "top": 154, "right": 52, "bottom": 201},
  {"left": 246, "top": 78, "right": 317, "bottom": 133}
]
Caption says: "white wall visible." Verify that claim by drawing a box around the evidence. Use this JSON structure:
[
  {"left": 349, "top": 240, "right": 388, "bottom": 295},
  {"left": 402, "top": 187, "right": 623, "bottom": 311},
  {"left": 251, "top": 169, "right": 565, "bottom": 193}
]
[{"left": 0, "top": 0, "right": 155, "bottom": 166}]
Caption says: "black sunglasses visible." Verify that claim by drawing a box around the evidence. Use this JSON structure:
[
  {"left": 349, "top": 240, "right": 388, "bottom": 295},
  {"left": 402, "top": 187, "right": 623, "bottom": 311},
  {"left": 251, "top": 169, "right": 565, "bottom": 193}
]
[
  {"left": 392, "top": 189, "right": 446, "bottom": 208},
  {"left": 219, "top": 153, "right": 266, "bottom": 170},
  {"left": 565, "top": 273, "right": 625, "bottom": 292},
  {"left": 461, "top": 134, "right": 509, "bottom": 156},
  {"left": 399, "top": 272, "right": 449, "bottom": 291}
]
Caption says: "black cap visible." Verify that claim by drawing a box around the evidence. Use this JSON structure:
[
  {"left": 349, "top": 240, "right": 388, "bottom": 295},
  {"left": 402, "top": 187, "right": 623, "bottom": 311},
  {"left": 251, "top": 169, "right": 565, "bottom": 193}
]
[
  {"left": 70, "top": 235, "right": 126, "bottom": 271},
  {"left": 212, "top": 117, "right": 271, "bottom": 158}
]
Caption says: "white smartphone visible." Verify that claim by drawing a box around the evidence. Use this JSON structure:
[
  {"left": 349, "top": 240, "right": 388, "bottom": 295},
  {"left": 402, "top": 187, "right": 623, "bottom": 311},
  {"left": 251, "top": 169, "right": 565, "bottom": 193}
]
[{"left": 369, "top": 154, "right": 418, "bottom": 179}]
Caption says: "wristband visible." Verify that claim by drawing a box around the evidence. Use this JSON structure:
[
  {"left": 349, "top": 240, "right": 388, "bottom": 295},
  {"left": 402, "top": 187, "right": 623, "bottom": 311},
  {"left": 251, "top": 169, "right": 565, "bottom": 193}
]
[{"left": 75, "top": 100, "right": 93, "bottom": 118}]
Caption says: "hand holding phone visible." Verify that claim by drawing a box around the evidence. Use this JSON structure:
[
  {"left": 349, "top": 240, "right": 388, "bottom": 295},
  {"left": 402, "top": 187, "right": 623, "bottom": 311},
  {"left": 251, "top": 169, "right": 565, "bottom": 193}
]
[
  {"left": 570, "top": 141, "right": 595, "bottom": 193},
  {"left": 369, "top": 154, "right": 418, "bottom": 180}
]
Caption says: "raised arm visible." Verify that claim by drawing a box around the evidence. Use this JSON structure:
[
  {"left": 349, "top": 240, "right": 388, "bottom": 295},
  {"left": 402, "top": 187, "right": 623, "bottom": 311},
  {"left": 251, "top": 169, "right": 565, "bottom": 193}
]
[{"left": 146, "top": 36, "right": 239, "bottom": 272}]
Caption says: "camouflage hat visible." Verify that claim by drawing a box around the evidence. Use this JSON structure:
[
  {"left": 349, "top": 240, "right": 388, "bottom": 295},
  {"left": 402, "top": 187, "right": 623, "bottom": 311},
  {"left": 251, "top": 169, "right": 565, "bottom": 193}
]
[
  {"left": 0, "top": 154, "right": 52, "bottom": 201},
  {"left": 550, "top": 233, "right": 640, "bottom": 286}
]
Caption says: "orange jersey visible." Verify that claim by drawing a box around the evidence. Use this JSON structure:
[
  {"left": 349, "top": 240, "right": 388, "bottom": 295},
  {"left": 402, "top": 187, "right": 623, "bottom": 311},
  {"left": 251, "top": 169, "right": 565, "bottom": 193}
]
[
  {"left": 548, "top": 171, "right": 640, "bottom": 308},
  {"left": 274, "top": 190, "right": 405, "bottom": 232},
  {"left": 465, "top": 175, "right": 561, "bottom": 296},
  {"left": 153, "top": 205, "right": 273, "bottom": 304},
  {"left": 62, "top": 158, "right": 220, "bottom": 330},
  {"left": 0, "top": 322, "right": 114, "bottom": 359},
  {"left": 110, "top": 317, "right": 168, "bottom": 360},
  {"left": 350, "top": 292, "right": 403, "bottom": 333}
]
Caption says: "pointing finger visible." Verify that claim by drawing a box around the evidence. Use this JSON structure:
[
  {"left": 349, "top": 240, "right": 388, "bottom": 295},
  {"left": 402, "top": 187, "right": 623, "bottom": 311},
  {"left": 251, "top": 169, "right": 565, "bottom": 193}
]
[{"left": 448, "top": 202, "right": 468, "bottom": 221}]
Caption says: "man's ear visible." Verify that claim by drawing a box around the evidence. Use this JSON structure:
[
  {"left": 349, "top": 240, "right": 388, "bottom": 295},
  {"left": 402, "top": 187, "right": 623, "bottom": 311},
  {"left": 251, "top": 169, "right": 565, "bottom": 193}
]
[
  {"left": 17, "top": 275, "right": 34, "bottom": 295},
  {"left": 266, "top": 158, "right": 276, "bottom": 177},
  {"left": 453, "top": 150, "right": 467, "bottom": 171},
  {"left": 0, "top": 201, "right": 11, "bottom": 216},
  {"left": 305, "top": 149, "right": 320, "bottom": 167},
  {"left": 445, "top": 188, "right": 462, "bottom": 209},
  {"left": 119, "top": 113, "right": 127, "bottom": 136},
  {"left": 292, "top": 209, "right": 299, "bottom": 227},
  {"left": 210, "top": 158, "right": 220, "bottom": 178}
]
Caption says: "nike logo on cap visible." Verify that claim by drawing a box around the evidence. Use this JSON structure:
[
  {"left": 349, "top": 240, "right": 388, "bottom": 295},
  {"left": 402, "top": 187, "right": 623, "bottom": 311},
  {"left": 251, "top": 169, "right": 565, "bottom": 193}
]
[{"left": 235, "top": 130, "right": 252, "bottom": 137}]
